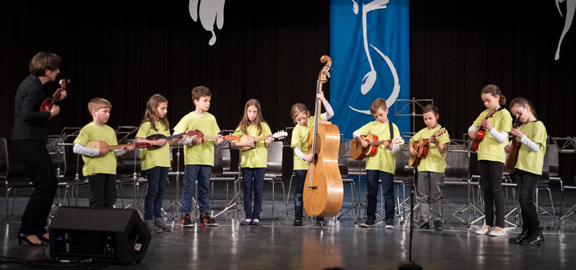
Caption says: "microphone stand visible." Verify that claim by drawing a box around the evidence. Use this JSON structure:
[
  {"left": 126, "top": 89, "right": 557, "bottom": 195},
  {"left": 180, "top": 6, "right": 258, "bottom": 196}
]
[{"left": 397, "top": 169, "right": 423, "bottom": 270}]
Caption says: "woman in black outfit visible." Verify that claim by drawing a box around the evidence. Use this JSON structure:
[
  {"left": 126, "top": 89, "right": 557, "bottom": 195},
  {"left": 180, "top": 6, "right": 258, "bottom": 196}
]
[{"left": 11, "top": 52, "right": 67, "bottom": 246}]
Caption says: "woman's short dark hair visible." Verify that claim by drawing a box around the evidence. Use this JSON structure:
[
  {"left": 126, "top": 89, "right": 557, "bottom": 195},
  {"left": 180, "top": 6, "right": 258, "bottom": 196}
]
[{"left": 29, "top": 52, "right": 61, "bottom": 77}]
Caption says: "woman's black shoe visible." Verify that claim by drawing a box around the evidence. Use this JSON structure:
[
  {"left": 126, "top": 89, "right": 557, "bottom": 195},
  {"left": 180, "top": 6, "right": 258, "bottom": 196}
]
[
  {"left": 18, "top": 234, "right": 48, "bottom": 247},
  {"left": 509, "top": 230, "right": 529, "bottom": 244},
  {"left": 37, "top": 233, "right": 49, "bottom": 242}
]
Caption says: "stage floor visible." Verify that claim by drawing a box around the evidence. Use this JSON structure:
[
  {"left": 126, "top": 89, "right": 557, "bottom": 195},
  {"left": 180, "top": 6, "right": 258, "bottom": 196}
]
[{"left": 1, "top": 183, "right": 576, "bottom": 270}]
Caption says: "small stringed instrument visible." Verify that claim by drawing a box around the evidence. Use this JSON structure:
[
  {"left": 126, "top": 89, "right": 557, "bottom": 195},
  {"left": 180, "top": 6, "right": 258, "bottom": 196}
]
[
  {"left": 408, "top": 127, "right": 447, "bottom": 167},
  {"left": 303, "top": 55, "right": 343, "bottom": 220},
  {"left": 469, "top": 109, "right": 497, "bottom": 152},
  {"left": 85, "top": 141, "right": 150, "bottom": 158},
  {"left": 144, "top": 129, "right": 229, "bottom": 150},
  {"left": 184, "top": 129, "right": 239, "bottom": 145},
  {"left": 237, "top": 130, "right": 288, "bottom": 151},
  {"left": 350, "top": 135, "right": 405, "bottom": 161},
  {"left": 39, "top": 79, "right": 69, "bottom": 112},
  {"left": 504, "top": 114, "right": 522, "bottom": 173}
]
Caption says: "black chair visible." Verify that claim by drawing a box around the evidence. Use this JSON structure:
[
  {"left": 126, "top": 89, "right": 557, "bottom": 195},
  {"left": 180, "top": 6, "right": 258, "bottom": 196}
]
[
  {"left": 443, "top": 142, "right": 480, "bottom": 227},
  {"left": 535, "top": 144, "right": 557, "bottom": 225},
  {"left": 337, "top": 139, "right": 357, "bottom": 220},
  {"left": 392, "top": 144, "right": 416, "bottom": 224},
  {"left": 264, "top": 141, "right": 285, "bottom": 216},
  {"left": 210, "top": 142, "right": 237, "bottom": 207},
  {"left": 0, "top": 138, "right": 33, "bottom": 224}
]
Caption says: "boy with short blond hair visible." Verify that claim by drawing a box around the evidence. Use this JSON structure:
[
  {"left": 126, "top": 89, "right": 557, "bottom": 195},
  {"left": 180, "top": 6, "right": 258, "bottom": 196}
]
[
  {"left": 353, "top": 98, "right": 404, "bottom": 229},
  {"left": 73, "top": 98, "right": 134, "bottom": 207},
  {"left": 174, "top": 86, "right": 224, "bottom": 227},
  {"left": 409, "top": 104, "right": 450, "bottom": 231}
]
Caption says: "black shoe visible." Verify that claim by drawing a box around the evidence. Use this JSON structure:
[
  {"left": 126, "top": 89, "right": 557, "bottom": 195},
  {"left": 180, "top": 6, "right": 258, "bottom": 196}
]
[
  {"left": 37, "top": 233, "right": 49, "bottom": 242},
  {"left": 293, "top": 210, "right": 303, "bottom": 226},
  {"left": 415, "top": 219, "right": 429, "bottom": 229},
  {"left": 18, "top": 234, "right": 47, "bottom": 247},
  {"left": 181, "top": 213, "right": 195, "bottom": 228},
  {"left": 509, "top": 230, "right": 529, "bottom": 244},
  {"left": 200, "top": 213, "right": 218, "bottom": 227},
  {"left": 434, "top": 220, "right": 444, "bottom": 231},
  {"left": 316, "top": 217, "right": 325, "bottom": 223},
  {"left": 521, "top": 232, "right": 545, "bottom": 246},
  {"left": 360, "top": 219, "right": 376, "bottom": 228}
]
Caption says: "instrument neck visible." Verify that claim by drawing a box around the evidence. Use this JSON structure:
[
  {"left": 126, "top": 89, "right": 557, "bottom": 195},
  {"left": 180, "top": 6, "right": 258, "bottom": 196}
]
[{"left": 106, "top": 144, "right": 130, "bottom": 150}]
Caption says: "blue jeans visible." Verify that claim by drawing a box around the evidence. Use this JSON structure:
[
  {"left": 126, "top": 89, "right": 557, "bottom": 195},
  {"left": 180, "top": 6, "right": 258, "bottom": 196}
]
[
  {"left": 293, "top": 170, "right": 308, "bottom": 211},
  {"left": 366, "top": 170, "right": 395, "bottom": 222},
  {"left": 515, "top": 169, "right": 541, "bottom": 233},
  {"left": 180, "top": 165, "right": 212, "bottom": 214},
  {"left": 144, "top": 166, "right": 169, "bottom": 220},
  {"left": 242, "top": 168, "right": 266, "bottom": 219}
]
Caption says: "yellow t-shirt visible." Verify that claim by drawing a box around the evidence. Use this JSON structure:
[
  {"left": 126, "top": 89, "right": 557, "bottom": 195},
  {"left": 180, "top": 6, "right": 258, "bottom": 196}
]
[
  {"left": 73, "top": 122, "right": 118, "bottom": 176},
  {"left": 473, "top": 108, "right": 513, "bottom": 163},
  {"left": 136, "top": 121, "right": 171, "bottom": 170},
  {"left": 356, "top": 121, "right": 403, "bottom": 174},
  {"left": 234, "top": 123, "right": 272, "bottom": 168},
  {"left": 173, "top": 112, "right": 220, "bottom": 166},
  {"left": 410, "top": 125, "right": 451, "bottom": 173},
  {"left": 291, "top": 116, "right": 315, "bottom": 170},
  {"left": 515, "top": 121, "right": 547, "bottom": 175}
]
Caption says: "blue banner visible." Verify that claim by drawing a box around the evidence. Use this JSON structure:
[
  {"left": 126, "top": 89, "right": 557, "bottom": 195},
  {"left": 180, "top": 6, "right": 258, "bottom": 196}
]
[{"left": 330, "top": 0, "right": 410, "bottom": 138}]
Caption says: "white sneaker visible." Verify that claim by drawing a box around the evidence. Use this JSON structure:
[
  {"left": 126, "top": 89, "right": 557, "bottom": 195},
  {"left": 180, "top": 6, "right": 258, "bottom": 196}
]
[
  {"left": 488, "top": 227, "right": 506, "bottom": 236},
  {"left": 475, "top": 225, "right": 492, "bottom": 235}
]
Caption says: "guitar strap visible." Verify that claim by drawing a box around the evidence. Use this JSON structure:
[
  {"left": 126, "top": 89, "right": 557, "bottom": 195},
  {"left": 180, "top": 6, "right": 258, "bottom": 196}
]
[{"left": 389, "top": 122, "right": 394, "bottom": 141}]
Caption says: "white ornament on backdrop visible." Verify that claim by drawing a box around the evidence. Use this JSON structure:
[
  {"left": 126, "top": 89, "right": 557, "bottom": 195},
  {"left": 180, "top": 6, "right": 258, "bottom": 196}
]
[
  {"left": 349, "top": 0, "right": 401, "bottom": 115},
  {"left": 189, "top": 0, "right": 226, "bottom": 46},
  {"left": 555, "top": 0, "right": 575, "bottom": 60}
]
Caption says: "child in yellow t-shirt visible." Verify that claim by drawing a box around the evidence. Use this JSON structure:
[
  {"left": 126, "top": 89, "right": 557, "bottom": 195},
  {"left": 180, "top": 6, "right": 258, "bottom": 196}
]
[
  {"left": 173, "top": 86, "right": 224, "bottom": 227},
  {"left": 409, "top": 105, "right": 450, "bottom": 231},
  {"left": 290, "top": 91, "right": 334, "bottom": 226},
  {"left": 73, "top": 98, "right": 134, "bottom": 208},
  {"left": 468, "top": 84, "right": 512, "bottom": 236},
  {"left": 231, "top": 99, "right": 273, "bottom": 226},
  {"left": 506, "top": 97, "right": 547, "bottom": 246},
  {"left": 353, "top": 98, "right": 404, "bottom": 229},
  {"left": 136, "top": 94, "right": 185, "bottom": 233}
]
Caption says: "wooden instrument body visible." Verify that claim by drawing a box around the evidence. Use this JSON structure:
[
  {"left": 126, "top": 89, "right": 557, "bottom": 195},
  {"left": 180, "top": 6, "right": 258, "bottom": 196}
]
[
  {"left": 469, "top": 129, "right": 485, "bottom": 152},
  {"left": 504, "top": 116, "right": 522, "bottom": 172},
  {"left": 302, "top": 55, "right": 343, "bottom": 219},
  {"left": 237, "top": 135, "right": 269, "bottom": 151},
  {"left": 504, "top": 137, "right": 521, "bottom": 172},
  {"left": 409, "top": 138, "right": 429, "bottom": 167},
  {"left": 469, "top": 109, "right": 497, "bottom": 152},
  {"left": 85, "top": 141, "right": 149, "bottom": 158},
  {"left": 145, "top": 134, "right": 173, "bottom": 150},
  {"left": 39, "top": 79, "right": 67, "bottom": 112},
  {"left": 350, "top": 134, "right": 379, "bottom": 161},
  {"left": 303, "top": 123, "right": 343, "bottom": 218}
]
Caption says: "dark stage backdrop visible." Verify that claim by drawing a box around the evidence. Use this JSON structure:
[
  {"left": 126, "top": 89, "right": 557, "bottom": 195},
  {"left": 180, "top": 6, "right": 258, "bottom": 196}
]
[{"left": 1, "top": 0, "right": 575, "bottom": 147}]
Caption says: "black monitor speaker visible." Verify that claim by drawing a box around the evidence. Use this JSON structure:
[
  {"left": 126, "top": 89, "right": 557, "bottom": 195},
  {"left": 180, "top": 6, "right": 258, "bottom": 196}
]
[{"left": 49, "top": 207, "right": 151, "bottom": 264}]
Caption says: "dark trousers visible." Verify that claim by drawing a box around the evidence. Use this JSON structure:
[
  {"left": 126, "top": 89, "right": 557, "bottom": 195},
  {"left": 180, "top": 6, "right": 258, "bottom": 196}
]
[
  {"left": 12, "top": 139, "right": 58, "bottom": 235},
  {"left": 180, "top": 165, "right": 212, "bottom": 214},
  {"left": 515, "top": 169, "right": 541, "bottom": 233},
  {"left": 87, "top": 174, "right": 117, "bottom": 208},
  {"left": 242, "top": 168, "right": 266, "bottom": 219},
  {"left": 478, "top": 160, "right": 505, "bottom": 228},
  {"left": 144, "top": 166, "right": 170, "bottom": 220},
  {"left": 293, "top": 170, "right": 307, "bottom": 211},
  {"left": 366, "top": 170, "right": 395, "bottom": 222}
]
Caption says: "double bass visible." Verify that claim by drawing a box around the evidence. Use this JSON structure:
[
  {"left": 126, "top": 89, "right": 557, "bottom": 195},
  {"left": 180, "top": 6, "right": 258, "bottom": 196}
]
[{"left": 303, "top": 55, "right": 343, "bottom": 223}]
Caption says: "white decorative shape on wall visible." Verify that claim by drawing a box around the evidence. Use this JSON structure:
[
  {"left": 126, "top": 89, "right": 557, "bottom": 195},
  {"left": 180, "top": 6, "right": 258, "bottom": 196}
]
[
  {"left": 348, "top": 0, "right": 401, "bottom": 115},
  {"left": 555, "top": 0, "right": 575, "bottom": 60},
  {"left": 189, "top": 0, "right": 226, "bottom": 46}
]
